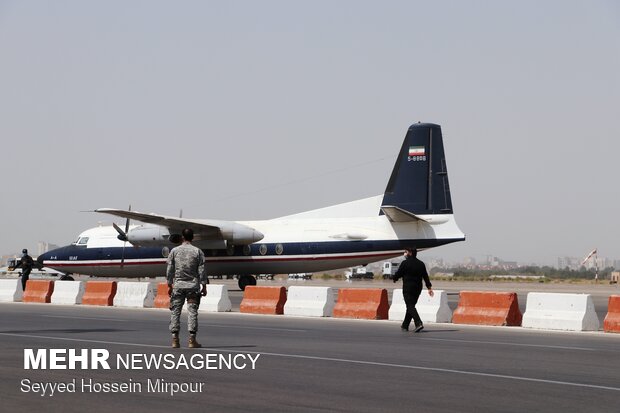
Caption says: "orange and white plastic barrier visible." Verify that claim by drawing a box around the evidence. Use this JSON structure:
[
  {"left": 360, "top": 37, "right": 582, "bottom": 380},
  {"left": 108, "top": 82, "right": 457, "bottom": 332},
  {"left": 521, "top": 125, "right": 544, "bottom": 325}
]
[
  {"left": 0, "top": 279, "right": 23, "bottom": 302},
  {"left": 604, "top": 295, "right": 620, "bottom": 333},
  {"left": 82, "top": 281, "right": 117, "bottom": 306},
  {"left": 200, "top": 284, "right": 232, "bottom": 312},
  {"left": 240, "top": 286, "right": 287, "bottom": 315},
  {"left": 522, "top": 292, "right": 599, "bottom": 331},
  {"left": 333, "top": 288, "right": 389, "bottom": 320},
  {"left": 154, "top": 283, "right": 171, "bottom": 309},
  {"left": 452, "top": 291, "right": 522, "bottom": 326},
  {"left": 23, "top": 280, "right": 55, "bottom": 303},
  {"left": 284, "top": 286, "right": 335, "bottom": 317},
  {"left": 51, "top": 281, "right": 85, "bottom": 305},
  {"left": 389, "top": 289, "right": 452, "bottom": 323},
  {"left": 113, "top": 281, "right": 157, "bottom": 308}
]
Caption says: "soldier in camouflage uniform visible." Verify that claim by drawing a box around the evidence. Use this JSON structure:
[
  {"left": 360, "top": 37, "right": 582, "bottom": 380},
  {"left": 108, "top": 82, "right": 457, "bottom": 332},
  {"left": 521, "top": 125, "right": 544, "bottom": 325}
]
[{"left": 166, "top": 228, "right": 208, "bottom": 348}]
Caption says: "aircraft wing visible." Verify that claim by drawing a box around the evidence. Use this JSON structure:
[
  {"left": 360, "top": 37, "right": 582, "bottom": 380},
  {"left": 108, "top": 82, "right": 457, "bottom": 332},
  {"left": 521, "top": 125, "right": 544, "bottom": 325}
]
[
  {"left": 95, "top": 208, "right": 217, "bottom": 231},
  {"left": 95, "top": 208, "right": 264, "bottom": 245}
]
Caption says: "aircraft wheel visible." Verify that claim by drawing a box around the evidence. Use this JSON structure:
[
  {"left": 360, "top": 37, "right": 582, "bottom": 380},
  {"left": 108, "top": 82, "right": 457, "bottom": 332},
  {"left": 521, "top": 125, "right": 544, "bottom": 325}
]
[
  {"left": 238, "top": 275, "right": 257, "bottom": 291},
  {"left": 60, "top": 274, "right": 74, "bottom": 281}
]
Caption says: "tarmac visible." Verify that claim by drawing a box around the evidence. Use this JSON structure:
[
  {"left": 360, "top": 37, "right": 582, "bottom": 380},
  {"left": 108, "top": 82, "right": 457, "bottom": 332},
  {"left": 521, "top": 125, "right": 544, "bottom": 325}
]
[{"left": 2, "top": 278, "right": 620, "bottom": 412}]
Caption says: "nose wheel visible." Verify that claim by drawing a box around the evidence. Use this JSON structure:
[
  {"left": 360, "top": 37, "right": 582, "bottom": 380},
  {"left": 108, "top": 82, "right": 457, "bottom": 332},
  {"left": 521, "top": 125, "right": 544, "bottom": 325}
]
[{"left": 238, "top": 275, "right": 257, "bottom": 291}]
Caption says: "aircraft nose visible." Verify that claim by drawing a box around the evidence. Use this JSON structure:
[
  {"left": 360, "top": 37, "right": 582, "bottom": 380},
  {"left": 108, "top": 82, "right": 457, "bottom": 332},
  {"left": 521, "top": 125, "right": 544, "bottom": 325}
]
[{"left": 37, "top": 246, "right": 66, "bottom": 266}]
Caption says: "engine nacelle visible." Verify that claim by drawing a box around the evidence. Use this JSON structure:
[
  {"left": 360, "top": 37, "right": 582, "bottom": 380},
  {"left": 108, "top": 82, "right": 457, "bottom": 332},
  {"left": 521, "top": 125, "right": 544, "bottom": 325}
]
[
  {"left": 219, "top": 223, "right": 264, "bottom": 245},
  {"left": 127, "top": 225, "right": 172, "bottom": 246},
  {"left": 126, "top": 222, "right": 263, "bottom": 248}
]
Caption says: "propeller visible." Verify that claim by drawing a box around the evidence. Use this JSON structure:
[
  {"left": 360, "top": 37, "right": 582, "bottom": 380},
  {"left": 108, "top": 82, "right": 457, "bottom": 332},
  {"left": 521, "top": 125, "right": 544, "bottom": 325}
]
[{"left": 112, "top": 205, "right": 131, "bottom": 268}]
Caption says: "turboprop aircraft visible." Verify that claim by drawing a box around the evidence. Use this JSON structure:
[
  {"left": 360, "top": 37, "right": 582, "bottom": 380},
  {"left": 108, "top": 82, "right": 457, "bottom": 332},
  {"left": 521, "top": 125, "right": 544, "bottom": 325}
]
[{"left": 38, "top": 122, "right": 465, "bottom": 289}]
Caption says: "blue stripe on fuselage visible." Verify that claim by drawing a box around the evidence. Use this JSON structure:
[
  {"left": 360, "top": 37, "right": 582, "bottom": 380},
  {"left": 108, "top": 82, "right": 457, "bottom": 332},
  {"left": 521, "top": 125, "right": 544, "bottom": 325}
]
[{"left": 41, "top": 238, "right": 464, "bottom": 263}]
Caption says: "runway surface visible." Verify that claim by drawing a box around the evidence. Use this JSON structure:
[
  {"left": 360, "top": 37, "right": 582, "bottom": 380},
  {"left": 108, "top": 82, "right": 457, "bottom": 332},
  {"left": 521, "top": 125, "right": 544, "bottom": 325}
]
[{"left": 2, "top": 302, "right": 619, "bottom": 413}]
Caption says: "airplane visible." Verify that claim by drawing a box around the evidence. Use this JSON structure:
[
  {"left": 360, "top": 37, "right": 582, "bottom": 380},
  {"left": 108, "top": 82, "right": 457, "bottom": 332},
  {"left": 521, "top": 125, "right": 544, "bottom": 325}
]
[{"left": 38, "top": 122, "right": 465, "bottom": 290}]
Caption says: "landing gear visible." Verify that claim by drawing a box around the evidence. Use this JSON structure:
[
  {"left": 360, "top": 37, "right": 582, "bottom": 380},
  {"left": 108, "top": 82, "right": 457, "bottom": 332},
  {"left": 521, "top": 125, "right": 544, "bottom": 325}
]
[
  {"left": 59, "top": 274, "right": 74, "bottom": 281},
  {"left": 238, "top": 275, "right": 257, "bottom": 291}
]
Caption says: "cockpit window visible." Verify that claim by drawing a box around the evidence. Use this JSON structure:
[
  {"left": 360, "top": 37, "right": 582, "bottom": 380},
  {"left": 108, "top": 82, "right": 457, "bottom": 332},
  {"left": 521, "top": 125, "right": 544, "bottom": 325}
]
[{"left": 77, "top": 237, "right": 89, "bottom": 245}]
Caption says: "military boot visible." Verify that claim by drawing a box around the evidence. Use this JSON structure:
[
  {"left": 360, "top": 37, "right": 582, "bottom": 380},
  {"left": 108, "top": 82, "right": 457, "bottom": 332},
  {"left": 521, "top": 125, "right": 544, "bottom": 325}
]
[
  {"left": 171, "top": 333, "right": 180, "bottom": 348},
  {"left": 188, "top": 334, "right": 202, "bottom": 348}
]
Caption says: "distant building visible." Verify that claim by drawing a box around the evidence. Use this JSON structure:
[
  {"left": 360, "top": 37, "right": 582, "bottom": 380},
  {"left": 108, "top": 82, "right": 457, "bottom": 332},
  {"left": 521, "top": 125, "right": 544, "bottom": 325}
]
[
  {"left": 480, "top": 255, "right": 518, "bottom": 270},
  {"left": 1, "top": 255, "right": 18, "bottom": 267},
  {"left": 463, "top": 257, "right": 476, "bottom": 267},
  {"left": 557, "top": 256, "right": 581, "bottom": 270},
  {"left": 38, "top": 241, "right": 59, "bottom": 255},
  {"left": 582, "top": 256, "right": 611, "bottom": 270},
  {"left": 557, "top": 255, "right": 616, "bottom": 271},
  {"left": 428, "top": 258, "right": 445, "bottom": 269}
]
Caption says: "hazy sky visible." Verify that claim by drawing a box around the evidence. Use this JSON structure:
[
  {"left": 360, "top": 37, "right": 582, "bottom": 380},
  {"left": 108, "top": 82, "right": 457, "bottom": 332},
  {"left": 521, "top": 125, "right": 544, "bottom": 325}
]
[{"left": 1, "top": 1, "right": 618, "bottom": 265}]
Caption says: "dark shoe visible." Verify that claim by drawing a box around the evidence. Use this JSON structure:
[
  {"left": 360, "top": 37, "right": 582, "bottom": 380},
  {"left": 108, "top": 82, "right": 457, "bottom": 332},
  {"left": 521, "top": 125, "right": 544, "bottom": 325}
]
[
  {"left": 188, "top": 334, "right": 202, "bottom": 348},
  {"left": 400, "top": 325, "right": 409, "bottom": 332},
  {"left": 414, "top": 325, "right": 424, "bottom": 333},
  {"left": 171, "top": 333, "right": 180, "bottom": 348}
]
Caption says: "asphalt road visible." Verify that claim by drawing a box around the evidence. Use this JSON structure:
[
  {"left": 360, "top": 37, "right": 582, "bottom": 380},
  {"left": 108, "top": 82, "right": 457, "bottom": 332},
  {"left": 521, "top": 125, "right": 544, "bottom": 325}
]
[{"left": 1, "top": 301, "right": 619, "bottom": 413}]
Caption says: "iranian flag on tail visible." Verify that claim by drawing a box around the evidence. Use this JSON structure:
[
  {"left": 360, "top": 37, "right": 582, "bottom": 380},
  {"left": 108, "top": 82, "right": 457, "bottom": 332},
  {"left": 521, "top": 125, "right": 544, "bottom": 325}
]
[{"left": 409, "top": 146, "right": 425, "bottom": 156}]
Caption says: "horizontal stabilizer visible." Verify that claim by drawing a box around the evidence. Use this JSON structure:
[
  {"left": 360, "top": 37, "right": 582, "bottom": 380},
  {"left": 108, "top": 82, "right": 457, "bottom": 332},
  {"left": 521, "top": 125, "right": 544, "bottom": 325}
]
[{"left": 380, "top": 206, "right": 428, "bottom": 223}]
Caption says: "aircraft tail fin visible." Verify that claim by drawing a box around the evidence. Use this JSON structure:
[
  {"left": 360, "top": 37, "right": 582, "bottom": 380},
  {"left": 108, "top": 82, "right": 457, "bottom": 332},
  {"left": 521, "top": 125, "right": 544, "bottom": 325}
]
[{"left": 381, "top": 123, "right": 453, "bottom": 216}]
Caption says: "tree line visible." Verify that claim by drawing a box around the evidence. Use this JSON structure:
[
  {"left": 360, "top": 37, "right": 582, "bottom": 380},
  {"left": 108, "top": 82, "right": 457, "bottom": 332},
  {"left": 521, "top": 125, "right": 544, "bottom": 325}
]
[{"left": 432, "top": 266, "right": 616, "bottom": 280}]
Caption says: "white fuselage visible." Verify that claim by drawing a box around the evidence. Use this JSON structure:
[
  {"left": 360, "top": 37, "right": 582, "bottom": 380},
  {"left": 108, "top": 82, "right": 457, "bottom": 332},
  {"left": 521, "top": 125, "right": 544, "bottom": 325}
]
[{"left": 40, "top": 196, "right": 465, "bottom": 277}]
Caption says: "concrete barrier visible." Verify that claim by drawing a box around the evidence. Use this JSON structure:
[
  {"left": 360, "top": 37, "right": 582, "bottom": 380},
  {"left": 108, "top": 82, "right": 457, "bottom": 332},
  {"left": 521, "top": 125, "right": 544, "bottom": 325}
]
[
  {"left": 114, "top": 282, "right": 157, "bottom": 308},
  {"left": 0, "top": 279, "right": 23, "bottom": 302},
  {"left": 200, "top": 284, "right": 232, "bottom": 312},
  {"left": 388, "top": 289, "right": 452, "bottom": 323},
  {"left": 51, "top": 281, "right": 85, "bottom": 305},
  {"left": 604, "top": 295, "right": 620, "bottom": 333},
  {"left": 452, "top": 291, "right": 522, "bottom": 326},
  {"left": 284, "top": 286, "right": 335, "bottom": 317},
  {"left": 82, "top": 281, "right": 117, "bottom": 306},
  {"left": 333, "top": 288, "right": 389, "bottom": 320},
  {"left": 154, "top": 283, "right": 170, "bottom": 309},
  {"left": 522, "top": 292, "right": 599, "bottom": 331},
  {"left": 152, "top": 283, "right": 190, "bottom": 310},
  {"left": 240, "top": 286, "right": 286, "bottom": 315},
  {"left": 23, "top": 280, "right": 54, "bottom": 303}
]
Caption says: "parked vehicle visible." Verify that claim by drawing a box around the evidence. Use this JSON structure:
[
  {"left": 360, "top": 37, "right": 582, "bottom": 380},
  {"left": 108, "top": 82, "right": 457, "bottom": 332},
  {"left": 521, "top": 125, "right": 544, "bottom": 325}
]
[{"left": 344, "top": 267, "right": 374, "bottom": 280}]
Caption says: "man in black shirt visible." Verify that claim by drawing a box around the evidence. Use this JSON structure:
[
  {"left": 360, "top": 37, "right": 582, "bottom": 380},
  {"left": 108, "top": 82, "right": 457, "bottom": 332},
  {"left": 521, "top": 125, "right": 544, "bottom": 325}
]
[
  {"left": 13, "top": 249, "right": 34, "bottom": 291},
  {"left": 392, "top": 248, "right": 434, "bottom": 332}
]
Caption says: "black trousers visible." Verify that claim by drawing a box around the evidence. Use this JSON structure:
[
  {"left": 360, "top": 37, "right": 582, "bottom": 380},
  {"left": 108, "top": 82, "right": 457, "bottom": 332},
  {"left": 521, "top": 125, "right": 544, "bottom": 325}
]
[
  {"left": 21, "top": 268, "right": 31, "bottom": 291},
  {"left": 401, "top": 288, "right": 423, "bottom": 329}
]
